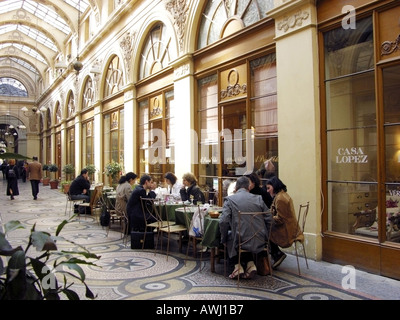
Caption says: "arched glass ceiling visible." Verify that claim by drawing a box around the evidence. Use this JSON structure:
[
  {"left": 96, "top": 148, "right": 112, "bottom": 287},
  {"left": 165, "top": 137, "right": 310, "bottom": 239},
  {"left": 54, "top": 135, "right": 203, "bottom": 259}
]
[
  {"left": 0, "top": 57, "right": 39, "bottom": 75},
  {"left": 0, "top": 43, "right": 46, "bottom": 65},
  {"left": 0, "top": 25, "right": 58, "bottom": 52},
  {"left": 0, "top": 77, "right": 28, "bottom": 97}
]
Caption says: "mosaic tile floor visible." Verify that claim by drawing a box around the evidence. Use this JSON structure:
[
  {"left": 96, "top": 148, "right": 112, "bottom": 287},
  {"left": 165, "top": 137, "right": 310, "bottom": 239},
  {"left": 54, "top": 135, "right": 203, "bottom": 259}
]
[{"left": 1, "top": 179, "right": 400, "bottom": 302}]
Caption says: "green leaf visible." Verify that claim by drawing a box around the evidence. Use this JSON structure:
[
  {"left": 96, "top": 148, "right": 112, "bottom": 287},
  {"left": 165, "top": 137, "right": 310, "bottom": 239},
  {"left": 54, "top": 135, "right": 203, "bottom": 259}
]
[
  {"left": 30, "top": 258, "right": 47, "bottom": 281},
  {"left": 0, "top": 232, "right": 23, "bottom": 256},
  {"left": 60, "top": 250, "right": 101, "bottom": 260},
  {"left": 55, "top": 219, "right": 70, "bottom": 236},
  {"left": 63, "top": 288, "right": 80, "bottom": 300},
  {"left": 30, "top": 231, "right": 57, "bottom": 251},
  {"left": 4, "top": 220, "right": 25, "bottom": 234},
  {"left": 85, "top": 284, "right": 97, "bottom": 299},
  {"left": 58, "top": 262, "right": 85, "bottom": 281}
]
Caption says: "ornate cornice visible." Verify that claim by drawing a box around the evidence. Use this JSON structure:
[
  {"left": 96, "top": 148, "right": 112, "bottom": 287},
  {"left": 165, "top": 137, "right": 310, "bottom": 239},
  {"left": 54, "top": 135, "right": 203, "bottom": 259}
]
[
  {"left": 165, "top": 0, "right": 189, "bottom": 52},
  {"left": 277, "top": 10, "right": 309, "bottom": 33}
]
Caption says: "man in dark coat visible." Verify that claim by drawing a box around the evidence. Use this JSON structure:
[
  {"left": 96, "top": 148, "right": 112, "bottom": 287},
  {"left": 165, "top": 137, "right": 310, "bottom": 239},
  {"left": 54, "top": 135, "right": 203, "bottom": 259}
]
[
  {"left": 69, "top": 169, "right": 91, "bottom": 214},
  {"left": 126, "top": 174, "right": 157, "bottom": 232}
]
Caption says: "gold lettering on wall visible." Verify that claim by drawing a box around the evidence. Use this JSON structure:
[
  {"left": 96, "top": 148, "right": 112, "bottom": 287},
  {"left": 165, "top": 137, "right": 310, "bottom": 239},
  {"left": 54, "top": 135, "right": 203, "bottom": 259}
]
[
  {"left": 150, "top": 95, "right": 163, "bottom": 120},
  {"left": 220, "top": 64, "right": 247, "bottom": 101}
]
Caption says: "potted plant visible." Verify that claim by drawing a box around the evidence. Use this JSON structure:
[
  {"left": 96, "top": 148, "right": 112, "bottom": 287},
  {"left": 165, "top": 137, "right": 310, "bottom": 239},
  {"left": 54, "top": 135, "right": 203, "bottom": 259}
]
[
  {"left": 62, "top": 163, "right": 75, "bottom": 181},
  {"left": 84, "top": 164, "right": 97, "bottom": 182},
  {"left": 42, "top": 164, "right": 50, "bottom": 186},
  {"left": 48, "top": 164, "right": 59, "bottom": 189},
  {"left": 0, "top": 219, "right": 99, "bottom": 300},
  {"left": 104, "top": 161, "right": 123, "bottom": 187},
  {"left": 60, "top": 180, "right": 72, "bottom": 194}
]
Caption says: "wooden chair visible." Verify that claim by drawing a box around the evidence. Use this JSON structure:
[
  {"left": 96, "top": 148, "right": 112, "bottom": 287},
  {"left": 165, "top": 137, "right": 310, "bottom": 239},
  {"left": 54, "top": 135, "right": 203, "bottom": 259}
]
[
  {"left": 237, "top": 210, "right": 272, "bottom": 287},
  {"left": 294, "top": 201, "right": 310, "bottom": 276},
  {"left": 78, "top": 185, "right": 103, "bottom": 223}
]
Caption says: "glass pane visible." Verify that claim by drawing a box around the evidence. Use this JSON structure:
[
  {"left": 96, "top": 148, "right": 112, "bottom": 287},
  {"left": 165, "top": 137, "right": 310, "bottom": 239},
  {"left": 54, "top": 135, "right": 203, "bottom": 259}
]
[
  {"left": 383, "top": 65, "right": 400, "bottom": 124},
  {"left": 327, "top": 128, "right": 377, "bottom": 182},
  {"left": 326, "top": 72, "right": 375, "bottom": 130},
  {"left": 324, "top": 17, "right": 373, "bottom": 79},
  {"left": 222, "top": 103, "right": 247, "bottom": 176},
  {"left": 328, "top": 182, "right": 378, "bottom": 235}
]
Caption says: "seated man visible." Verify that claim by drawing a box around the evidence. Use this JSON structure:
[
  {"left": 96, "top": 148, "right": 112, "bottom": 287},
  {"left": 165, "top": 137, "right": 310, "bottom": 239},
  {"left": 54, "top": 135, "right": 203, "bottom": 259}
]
[
  {"left": 126, "top": 174, "right": 157, "bottom": 232},
  {"left": 69, "top": 169, "right": 91, "bottom": 215},
  {"left": 219, "top": 176, "right": 272, "bottom": 279}
]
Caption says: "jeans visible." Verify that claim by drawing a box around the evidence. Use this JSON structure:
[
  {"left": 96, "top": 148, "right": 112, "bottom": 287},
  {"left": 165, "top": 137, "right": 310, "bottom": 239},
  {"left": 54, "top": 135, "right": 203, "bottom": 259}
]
[{"left": 30, "top": 180, "right": 40, "bottom": 198}]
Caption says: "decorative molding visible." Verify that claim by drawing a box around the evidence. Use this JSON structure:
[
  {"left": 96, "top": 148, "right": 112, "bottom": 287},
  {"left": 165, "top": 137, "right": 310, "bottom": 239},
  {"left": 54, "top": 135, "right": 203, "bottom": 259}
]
[
  {"left": 165, "top": 0, "right": 188, "bottom": 52},
  {"left": 120, "top": 31, "right": 136, "bottom": 76},
  {"left": 174, "top": 63, "right": 190, "bottom": 79},
  {"left": 220, "top": 69, "right": 247, "bottom": 100},
  {"left": 381, "top": 34, "right": 400, "bottom": 56},
  {"left": 277, "top": 10, "right": 309, "bottom": 33}
]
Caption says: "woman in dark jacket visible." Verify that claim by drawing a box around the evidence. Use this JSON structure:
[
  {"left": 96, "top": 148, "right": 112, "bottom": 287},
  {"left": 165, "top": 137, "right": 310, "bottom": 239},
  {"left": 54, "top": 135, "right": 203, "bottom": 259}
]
[
  {"left": 180, "top": 172, "right": 205, "bottom": 204},
  {"left": 6, "top": 159, "right": 19, "bottom": 200},
  {"left": 248, "top": 172, "right": 272, "bottom": 208}
]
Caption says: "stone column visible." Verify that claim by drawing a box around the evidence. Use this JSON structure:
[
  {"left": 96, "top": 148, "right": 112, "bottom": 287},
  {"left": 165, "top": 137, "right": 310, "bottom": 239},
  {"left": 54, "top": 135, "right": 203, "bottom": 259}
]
[
  {"left": 268, "top": 0, "right": 322, "bottom": 259},
  {"left": 171, "top": 55, "right": 195, "bottom": 181}
]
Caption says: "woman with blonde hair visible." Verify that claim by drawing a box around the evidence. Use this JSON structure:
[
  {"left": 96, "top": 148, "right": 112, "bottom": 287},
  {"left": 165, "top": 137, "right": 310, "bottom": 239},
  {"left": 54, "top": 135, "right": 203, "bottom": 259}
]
[
  {"left": 6, "top": 159, "right": 19, "bottom": 200},
  {"left": 179, "top": 172, "right": 205, "bottom": 204}
]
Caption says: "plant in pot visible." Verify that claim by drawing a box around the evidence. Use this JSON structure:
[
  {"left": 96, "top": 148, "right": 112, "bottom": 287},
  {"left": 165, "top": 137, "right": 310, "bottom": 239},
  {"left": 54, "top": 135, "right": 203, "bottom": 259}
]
[
  {"left": 61, "top": 164, "right": 75, "bottom": 193},
  {"left": 0, "top": 218, "right": 99, "bottom": 300},
  {"left": 48, "top": 164, "right": 59, "bottom": 189},
  {"left": 104, "top": 161, "right": 123, "bottom": 187},
  {"left": 42, "top": 164, "right": 50, "bottom": 186},
  {"left": 84, "top": 164, "right": 97, "bottom": 182}
]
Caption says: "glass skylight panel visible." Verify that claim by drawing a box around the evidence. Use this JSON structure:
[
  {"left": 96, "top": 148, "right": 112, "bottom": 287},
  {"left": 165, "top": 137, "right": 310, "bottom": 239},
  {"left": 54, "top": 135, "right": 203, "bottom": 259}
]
[
  {"left": 64, "top": 0, "right": 90, "bottom": 13},
  {"left": 0, "top": 77, "right": 28, "bottom": 97},
  {"left": 18, "top": 25, "right": 58, "bottom": 52},
  {"left": 13, "top": 43, "right": 47, "bottom": 65}
]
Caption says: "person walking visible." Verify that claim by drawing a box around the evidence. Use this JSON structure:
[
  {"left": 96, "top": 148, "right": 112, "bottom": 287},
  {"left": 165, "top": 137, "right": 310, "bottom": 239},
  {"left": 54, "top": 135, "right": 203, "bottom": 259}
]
[
  {"left": 6, "top": 159, "right": 19, "bottom": 200},
  {"left": 26, "top": 156, "right": 42, "bottom": 200}
]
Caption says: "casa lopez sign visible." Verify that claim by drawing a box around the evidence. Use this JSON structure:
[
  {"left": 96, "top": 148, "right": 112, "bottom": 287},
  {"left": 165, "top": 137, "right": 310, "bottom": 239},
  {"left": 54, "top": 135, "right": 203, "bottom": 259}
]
[{"left": 336, "top": 147, "right": 368, "bottom": 164}]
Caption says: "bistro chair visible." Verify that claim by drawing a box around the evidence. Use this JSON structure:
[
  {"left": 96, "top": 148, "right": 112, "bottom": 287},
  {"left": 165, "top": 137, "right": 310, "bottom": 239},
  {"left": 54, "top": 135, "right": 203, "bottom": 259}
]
[
  {"left": 236, "top": 210, "right": 273, "bottom": 288},
  {"left": 140, "top": 197, "right": 163, "bottom": 254},
  {"left": 184, "top": 204, "right": 206, "bottom": 270},
  {"left": 78, "top": 185, "right": 103, "bottom": 223},
  {"left": 64, "top": 191, "right": 84, "bottom": 217},
  {"left": 294, "top": 201, "right": 310, "bottom": 276}
]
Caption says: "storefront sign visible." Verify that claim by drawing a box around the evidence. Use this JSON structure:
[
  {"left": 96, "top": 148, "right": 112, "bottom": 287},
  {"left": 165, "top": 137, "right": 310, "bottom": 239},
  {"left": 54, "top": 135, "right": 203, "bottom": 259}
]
[{"left": 336, "top": 147, "right": 368, "bottom": 164}]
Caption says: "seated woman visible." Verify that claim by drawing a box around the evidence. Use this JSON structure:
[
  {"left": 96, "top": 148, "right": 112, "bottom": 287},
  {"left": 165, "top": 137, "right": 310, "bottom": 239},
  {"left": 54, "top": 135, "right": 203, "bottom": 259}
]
[
  {"left": 266, "top": 176, "right": 303, "bottom": 269},
  {"left": 115, "top": 172, "right": 137, "bottom": 217},
  {"left": 179, "top": 172, "right": 205, "bottom": 204},
  {"left": 164, "top": 172, "right": 183, "bottom": 199}
]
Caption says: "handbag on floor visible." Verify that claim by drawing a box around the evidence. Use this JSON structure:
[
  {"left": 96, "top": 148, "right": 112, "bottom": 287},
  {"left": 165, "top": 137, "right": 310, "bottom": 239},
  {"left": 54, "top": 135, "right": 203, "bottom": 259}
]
[{"left": 256, "top": 253, "right": 270, "bottom": 276}]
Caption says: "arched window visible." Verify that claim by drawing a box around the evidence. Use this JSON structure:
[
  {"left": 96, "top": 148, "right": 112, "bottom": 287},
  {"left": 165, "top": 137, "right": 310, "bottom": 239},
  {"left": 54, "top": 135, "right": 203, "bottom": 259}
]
[
  {"left": 0, "top": 77, "right": 28, "bottom": 97},
  {"left": 83, "top": 77, "right": 94, "bottom": 110},
  {"left": 139, "top": 23, "right": 174, "bottom": 80},
  {"left": 104, "top": 55, "right": 124, "bottom": 98},
  {"left": 198, "top": 0, "right": 273, "bottom": 49}
]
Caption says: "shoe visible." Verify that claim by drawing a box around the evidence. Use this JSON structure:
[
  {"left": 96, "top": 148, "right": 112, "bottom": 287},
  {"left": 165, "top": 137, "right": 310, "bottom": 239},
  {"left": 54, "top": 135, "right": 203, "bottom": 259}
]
[
  {"left": 243, "top": 261, "right": 257, "bottom": 279},
  {"left": 33, "top": 196, "right": 37, "bottom": 200},
  {"left": 272, "top": 252, "right": 287, "bottom": 269},
  {"left": 10, "top": 195, "right": 14, "bottom": 200},
  {"left": 229, "top": 264, "right": 245, "bottom": 279}
]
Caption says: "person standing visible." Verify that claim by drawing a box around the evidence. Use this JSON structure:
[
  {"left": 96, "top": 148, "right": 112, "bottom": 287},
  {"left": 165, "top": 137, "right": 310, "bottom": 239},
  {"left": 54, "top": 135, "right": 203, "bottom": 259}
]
[
  {"left": 219, "top": 176, "right": 272, "bottom": 279},
  {"left": 69, "top": 169, "right": 91, "bottom": 215},
  {"left": 6, "top": 159, "right": 19, "bottom": 200},
  {"left": 266, "top": 176, "right": 303, "bottom": 269},
  {"left": 26, "top": 156, "right": 42, "bottom": 200},
  {"left": 126, "top": 174, "right": 157, "bottom": 232}
]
